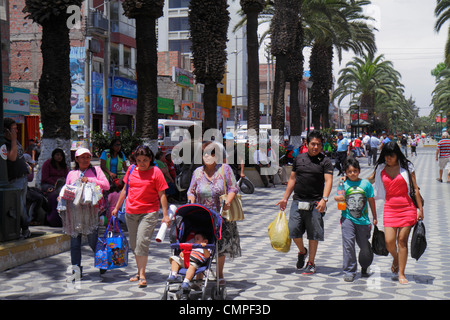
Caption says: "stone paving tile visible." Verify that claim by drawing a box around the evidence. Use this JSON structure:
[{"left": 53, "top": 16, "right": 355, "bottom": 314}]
[{"left": 1, "top": 147, "right": 449, "bottom": 300}]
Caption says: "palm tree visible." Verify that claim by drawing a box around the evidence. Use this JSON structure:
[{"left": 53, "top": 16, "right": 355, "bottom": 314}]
[
  {"left": 286, "top": 1, "right": 304, "bottom": 148},
  {"left": 189, "top": 0, "right": 230, "bottom": 130},
  {"left": 333, "top": 54, "right": 403, "bottom": 132},
  {"left": 23, "top": 0, "right": 83, "bottom": 179},
  {"left": 435, "top": 0, "right": 450, "bottom": 65},
  {"left": 122, "top": 0, "right": 164, "bottom": 152},
  {"left": 307, "top": 0, "right": 376, "bottom": 129},
  {"left": 270, "top": 0, "right": 300, "bottom": 142},
  {"left": 240, "top": 0, "right": 265, "bottom": 136}
]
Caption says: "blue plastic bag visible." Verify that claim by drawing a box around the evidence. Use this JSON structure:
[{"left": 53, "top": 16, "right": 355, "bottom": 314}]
[{"left": 95, "top": 216, "right": 129, "bottom": 270}]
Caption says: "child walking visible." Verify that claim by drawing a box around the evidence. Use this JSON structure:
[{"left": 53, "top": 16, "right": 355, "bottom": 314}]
[{"left": 335, "top": 158, "right": 377, "bottom": 282}]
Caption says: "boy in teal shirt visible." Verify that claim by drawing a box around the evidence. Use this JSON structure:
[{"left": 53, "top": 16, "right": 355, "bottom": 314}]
[{"left": 335, "top": 158, "right": 378, "bottom": 282}]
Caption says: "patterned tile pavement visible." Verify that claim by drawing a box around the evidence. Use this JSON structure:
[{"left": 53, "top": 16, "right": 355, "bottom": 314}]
[{"left": 1, "top": 146, "right": 450, "bottom": 301}]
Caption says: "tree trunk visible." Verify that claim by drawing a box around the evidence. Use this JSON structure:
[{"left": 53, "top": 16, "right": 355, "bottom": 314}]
[
  {"left": 36, "top": 15, "right": 72, "bottom": 186},
  {"left": 135, "top": 17, "right": 158, "bottom": 152},
  {"left": 271, "top": 55, "right": 287, "bottom": 144},
  {"left": 289, "top": 80, "right": 302, "bottom": 147},
  {"left": 204, "top": 83, "right": 218, "bottom": 130},
  {"left": 246, "top": 10, "right": 260, "bottom": 136}
]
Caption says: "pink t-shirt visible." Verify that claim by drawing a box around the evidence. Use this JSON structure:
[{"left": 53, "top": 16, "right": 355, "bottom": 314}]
[
  {"left": 65, "top": 166, "right": 110, "bottom": 191},
  {"left": 123, "top": 165, "right": 168, "bottom": 214}
]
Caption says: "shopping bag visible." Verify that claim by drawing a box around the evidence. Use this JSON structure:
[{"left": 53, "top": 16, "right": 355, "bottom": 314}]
[
  {"left": 95, "top": 216, "right": 129, "bottom": 270},
  {"left": 371, "top": 225, "right": 389, "bottom": 256},
  {"left": 268, "top": 211, "right": 291, "bottom": 253},
  {"left": 411, "top": 220, "right": 427, "bottom": 261},
  {"left": 220, "top": 166, "right": 244, "bottom": 221}
]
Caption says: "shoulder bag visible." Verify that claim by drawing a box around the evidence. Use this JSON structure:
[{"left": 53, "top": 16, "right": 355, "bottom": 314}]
[
  {"left": 407, "top": 168, "right": 424, "bottom": 208},
  {"left": 219, "top": 165, "right": 244, "bottom": 221}
]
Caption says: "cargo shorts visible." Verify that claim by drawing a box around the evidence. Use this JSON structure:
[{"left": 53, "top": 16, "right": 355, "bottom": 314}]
[{"left": 288, "top": 199, "right": 325, "bottom": 241}]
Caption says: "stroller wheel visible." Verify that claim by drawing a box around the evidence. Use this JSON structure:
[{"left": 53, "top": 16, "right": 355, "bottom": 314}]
[{"left": 211, "top": 284, "right": 227, "bottom": 300}]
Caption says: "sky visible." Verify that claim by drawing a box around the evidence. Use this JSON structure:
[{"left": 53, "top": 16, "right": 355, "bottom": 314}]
[{"left": 259, "top": 0, "right": 448, "bottom": 117}]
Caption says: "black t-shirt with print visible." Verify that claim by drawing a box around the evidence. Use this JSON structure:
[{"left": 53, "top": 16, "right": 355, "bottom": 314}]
[{"left": 292, "top": 152, "right": 333, "bottom": 201}]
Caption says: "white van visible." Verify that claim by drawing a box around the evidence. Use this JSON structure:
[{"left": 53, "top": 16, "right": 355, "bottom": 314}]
[{"left": 158, "top": 119, "right": 198, "bottom": 151}]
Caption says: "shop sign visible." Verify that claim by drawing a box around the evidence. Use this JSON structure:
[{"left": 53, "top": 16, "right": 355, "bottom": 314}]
[{"left": 3, "top": 85, "right": 30, "bottom": 114}]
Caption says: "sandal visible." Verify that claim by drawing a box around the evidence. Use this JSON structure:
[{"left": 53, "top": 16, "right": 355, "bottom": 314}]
[
  {"left": 129, "top": 275, "right": 140, "bottom": 282},
  {"left": 138, "top": 278, "right": 147, "bottom": 288},
  {"left": 399, "top": 277, "right": 409, "bottom": 285},
  {"left": 437, "top": 178, "right": 443, "bottom": 182},
  {"left": 391, "top": 264, "right": 399, "bottom": 274}
]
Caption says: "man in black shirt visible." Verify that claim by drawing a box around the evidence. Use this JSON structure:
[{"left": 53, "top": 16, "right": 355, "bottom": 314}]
[
  {"left": 4, "top": 118, "right": 31, "bottom": 238},
  {"left": 276, "top": 130, "right": 333, "bottom": 274}
]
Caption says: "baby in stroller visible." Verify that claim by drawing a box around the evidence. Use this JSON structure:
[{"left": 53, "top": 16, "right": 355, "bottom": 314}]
[{"left": 167, "top": 232, "right": 211, "bottom": 291}]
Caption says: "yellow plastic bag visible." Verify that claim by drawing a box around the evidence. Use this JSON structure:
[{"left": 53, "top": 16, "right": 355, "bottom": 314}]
[{"left": 268, "top": 211, "right": 291, "bottom": 252}]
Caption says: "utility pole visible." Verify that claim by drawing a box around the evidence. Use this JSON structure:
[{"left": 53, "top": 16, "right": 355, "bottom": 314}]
[
  {"left": 84, "top": 0, "right": 91, "bottom": 149},
  {"left": 102, "top": 0, "right": 110, "bottom": 134}
]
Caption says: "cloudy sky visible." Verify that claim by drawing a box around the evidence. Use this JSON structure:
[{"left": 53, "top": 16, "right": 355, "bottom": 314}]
[
  {"left": 338, "top": 0, "right": 448, "bottom": 117},
  {"left": 258, "top": 0, "right": 448, "bottom": 117}
]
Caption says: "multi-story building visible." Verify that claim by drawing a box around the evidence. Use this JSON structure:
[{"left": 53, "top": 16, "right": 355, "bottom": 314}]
[{"left": 157, "top": 0, "right": 245, "bottom": 128}]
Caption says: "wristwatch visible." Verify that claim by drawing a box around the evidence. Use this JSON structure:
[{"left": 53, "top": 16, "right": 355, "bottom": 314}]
[{"left": 322, "top": 197, "right": 328, "bottom": 202}]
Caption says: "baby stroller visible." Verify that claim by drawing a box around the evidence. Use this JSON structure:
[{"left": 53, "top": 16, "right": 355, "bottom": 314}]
[{"left": 162, "top": 203, "right": 225, "bottom": 300}]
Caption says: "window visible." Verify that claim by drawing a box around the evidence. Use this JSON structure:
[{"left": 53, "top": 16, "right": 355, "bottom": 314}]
[
  {"left": 169, "top": 17, "right": 190, "bottom": 32},
  {"left": 123, "top": 46, "right": 131, "bottom": 68},
  {"left": 169, "top": 40, "right": 192, "bottom": 54},
  {"left": 110, "top": 43, "right": 119, "bottom": 66},
  {"left": 169, "top": 0, "right": 190, "bottom": 9}
]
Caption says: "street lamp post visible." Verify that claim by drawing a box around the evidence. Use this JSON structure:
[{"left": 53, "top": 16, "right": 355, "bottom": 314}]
[{"left": 306, "top": 80, "right": 313, "bottom": 136}]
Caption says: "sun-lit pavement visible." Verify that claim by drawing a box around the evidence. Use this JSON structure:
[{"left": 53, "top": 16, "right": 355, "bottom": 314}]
[{"left": 1, "top": 145, "right": 449, "bottom": 300}]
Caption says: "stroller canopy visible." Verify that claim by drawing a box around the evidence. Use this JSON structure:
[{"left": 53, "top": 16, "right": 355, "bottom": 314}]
[{"left": 174, "top": 204, "right": 223, "bottom": 243}]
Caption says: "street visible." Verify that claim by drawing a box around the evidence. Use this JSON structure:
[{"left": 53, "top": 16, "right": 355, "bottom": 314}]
[{"left": 0, "top": 146, "right": 449, "bottom": 301}]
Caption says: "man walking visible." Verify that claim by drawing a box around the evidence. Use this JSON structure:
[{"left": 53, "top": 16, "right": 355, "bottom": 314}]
[
  {"left": 369, "top": 133, "right": 380, "bottom": 166},
  {"left": 436, "top": 131, "right": 450, "bottom": 182},
  {"left": 276, "top": 130, "right": 333, "bottom": 275},
  {"left": 334, "top": 132, "right": 350, "bottom": 176}
]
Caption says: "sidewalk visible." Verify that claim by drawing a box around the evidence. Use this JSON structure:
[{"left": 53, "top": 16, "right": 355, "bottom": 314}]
[{"left": 1, "top": 146, "right": 449, "bottom": 300}]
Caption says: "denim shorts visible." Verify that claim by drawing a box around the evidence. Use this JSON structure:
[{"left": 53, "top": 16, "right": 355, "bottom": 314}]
[{"left": 288, "top": 199, "right": 324, "bottom": 241}]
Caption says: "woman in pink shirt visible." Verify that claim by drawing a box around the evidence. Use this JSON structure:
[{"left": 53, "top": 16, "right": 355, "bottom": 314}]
[
  {"left": 112, "top": 146, "right": 170, "bottom": 288},
  {"left": 63, "top": 147, "right": 109, "bottom": 277}
]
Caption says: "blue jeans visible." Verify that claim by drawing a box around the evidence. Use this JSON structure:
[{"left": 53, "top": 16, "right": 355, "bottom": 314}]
[
  {"left": 70, "top": 229, "right": 98, "bottom": 267},
  {"left": 10, "top": 176, "right": 28, "bottom": 230}
]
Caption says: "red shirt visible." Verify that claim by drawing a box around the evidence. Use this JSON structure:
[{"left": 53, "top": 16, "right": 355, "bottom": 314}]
[
  {"left": 123, "top": 166, "right": 168, "bottom": 214},
  {"left": 354, "top": 138, "right": 361, "bottom": 148}
]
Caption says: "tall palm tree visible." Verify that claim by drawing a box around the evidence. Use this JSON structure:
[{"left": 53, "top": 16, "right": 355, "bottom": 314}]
[
  {"left": 122, "top": 0, "right": 164, "bottom": 152},
  {"left": 333, "top": 54, "right": 403, "bottom": 132},
  {"left": 189, "top": 0, "right": 230, "bottom": 130},
  {"left": 240, "top": 0, "right": 265, "bottom": 135},
  {"left": 308, "top": 0, "right": 376, "bottom": 129},
  {"left": 23, "top": 0, "right": 83, "bottom": 180},
  {"left": 286, "top": 1, "right": 304, "bottom": 148},
  {"left": 270, "top": 0, "right": 300, "bottom": 142},
  {"left": 435, "top": 0, "right": 450, "bottom": 65}
]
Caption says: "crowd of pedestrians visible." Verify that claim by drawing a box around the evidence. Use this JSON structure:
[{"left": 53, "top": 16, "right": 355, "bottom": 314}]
[{"left": 2, "top": 116, "right": 433, "bottom": 289}]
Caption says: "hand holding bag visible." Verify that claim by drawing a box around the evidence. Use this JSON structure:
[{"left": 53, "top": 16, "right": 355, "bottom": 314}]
[
  {"left": 411, "top": 220, "right": 427, "bottom": 260},
  {"left": 95, "top": 216, "right": 129, "bottom": 270},
  {"left": 371, "top": 225, "right": 389, "bottom": 256},
  {"left": 268, "top": 210, "right": 291, "bottom": 252},
  {"left": 219, "top": 165, "right": 244, "bottom": 221}
]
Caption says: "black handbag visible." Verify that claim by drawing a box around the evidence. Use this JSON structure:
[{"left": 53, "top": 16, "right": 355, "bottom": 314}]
[
  {"left": 372, "top": 225, "right": 389, "bottom": 256},
  {"left": 407, "top": 169, "right": 424, "bottom": 208},
  {"left": 411, "top": 220, "right": 427, "bottom": 260}
]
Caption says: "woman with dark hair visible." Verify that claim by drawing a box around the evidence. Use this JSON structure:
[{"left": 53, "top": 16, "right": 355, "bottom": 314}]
[
  {"left": 41, "top": 148, "right": 69, "bottom": 191},
  {"left": 41, "top": 148, "right": 70, "bottom": 226},
  {"left": 187, "top": 141, "right": 241, "bottom": 286},
  {"left": 100, "top": 138, "right": 128, "bottom": 182},
  {"left": 369, "top": 141, "right": 424, "bottom": 284},
  {"left": 112, "top": 146, "right": 170, "bottom": 288}
]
